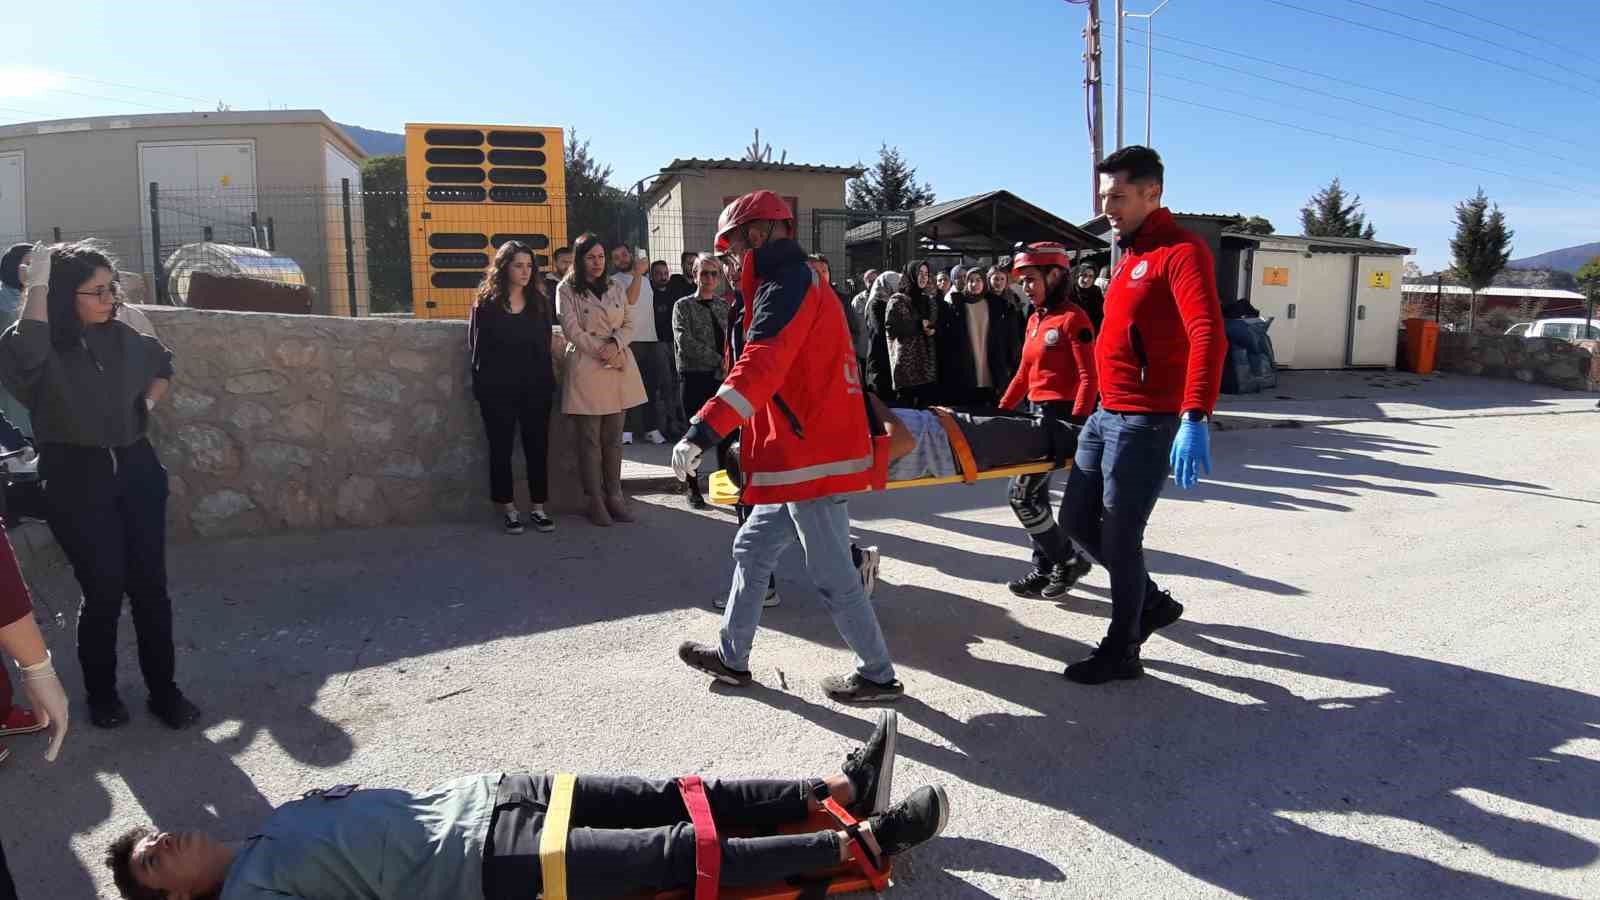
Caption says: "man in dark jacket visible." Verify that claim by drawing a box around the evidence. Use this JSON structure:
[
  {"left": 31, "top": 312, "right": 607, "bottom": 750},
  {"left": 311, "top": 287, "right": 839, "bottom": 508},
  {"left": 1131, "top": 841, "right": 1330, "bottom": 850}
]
[{"left": 1060, "top": 146, "right": 1227, "bottom": 685}]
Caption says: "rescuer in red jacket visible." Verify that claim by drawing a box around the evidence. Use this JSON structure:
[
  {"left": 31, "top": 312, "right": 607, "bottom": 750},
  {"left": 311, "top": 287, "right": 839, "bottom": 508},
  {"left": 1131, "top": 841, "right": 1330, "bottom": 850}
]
[
  {"left": 997, "top": 242, "right": 1099, "bottom": 602},
  {"left": 672, "top": 191, "right": 902, "bottom": 704},
  {"left": 1061, "top": 146, "right": 1228, "bottom": 685}
]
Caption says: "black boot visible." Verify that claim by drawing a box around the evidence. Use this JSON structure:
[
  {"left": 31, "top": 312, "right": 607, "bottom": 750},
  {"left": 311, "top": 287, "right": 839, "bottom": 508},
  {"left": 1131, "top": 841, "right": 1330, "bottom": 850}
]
[
  {"left": 1140, "top": 588, "right": 1184, "bottom": 643},
  {"left": 1063, "top": 641, "right": 1143, "bottom": 685}
]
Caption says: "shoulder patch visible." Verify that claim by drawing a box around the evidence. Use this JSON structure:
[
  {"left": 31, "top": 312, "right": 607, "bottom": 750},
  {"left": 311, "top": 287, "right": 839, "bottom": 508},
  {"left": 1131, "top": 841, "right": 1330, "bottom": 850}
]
[{"left": 1077, "top": 328, "right": 1094, "bottom": 344}]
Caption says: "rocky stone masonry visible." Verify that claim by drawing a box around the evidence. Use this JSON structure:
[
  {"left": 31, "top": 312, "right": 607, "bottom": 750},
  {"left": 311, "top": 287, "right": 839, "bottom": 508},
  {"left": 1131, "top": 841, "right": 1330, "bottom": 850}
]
[
  {"left": 142, "top": 308, "right": 583, "bottom": 541},
  {"left": 1434, "top": 333, "right": 1599, "bottom": 393}
]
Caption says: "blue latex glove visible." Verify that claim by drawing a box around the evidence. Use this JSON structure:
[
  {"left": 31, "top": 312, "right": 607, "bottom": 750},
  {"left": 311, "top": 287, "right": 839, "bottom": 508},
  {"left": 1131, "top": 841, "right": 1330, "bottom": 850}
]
[{"left": 1169, "top": 418, "right": 1212, "bottom": 490}]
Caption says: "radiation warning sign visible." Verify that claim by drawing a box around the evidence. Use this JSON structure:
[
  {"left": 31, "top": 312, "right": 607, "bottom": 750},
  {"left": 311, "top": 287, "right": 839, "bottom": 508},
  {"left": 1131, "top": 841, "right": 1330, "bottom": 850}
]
[
  {"left": 1369, "top": 270, "right": 1393, "bottom": 289},
  {"left": 1262, "top": 266, "right": 1290, "bottom": 287}
]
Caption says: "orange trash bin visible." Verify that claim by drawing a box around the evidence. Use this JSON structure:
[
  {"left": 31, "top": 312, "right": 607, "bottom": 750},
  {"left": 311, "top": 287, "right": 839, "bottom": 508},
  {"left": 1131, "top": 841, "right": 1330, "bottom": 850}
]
[{"left": 1404, "top": 318, "right": 1440, "bottom": 374}]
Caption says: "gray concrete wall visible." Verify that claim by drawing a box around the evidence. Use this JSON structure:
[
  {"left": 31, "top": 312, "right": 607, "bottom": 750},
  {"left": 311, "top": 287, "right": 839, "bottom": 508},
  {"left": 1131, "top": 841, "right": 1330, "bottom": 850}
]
[{"left": 141, "top": 307, "right": 583, "bottom": 541}]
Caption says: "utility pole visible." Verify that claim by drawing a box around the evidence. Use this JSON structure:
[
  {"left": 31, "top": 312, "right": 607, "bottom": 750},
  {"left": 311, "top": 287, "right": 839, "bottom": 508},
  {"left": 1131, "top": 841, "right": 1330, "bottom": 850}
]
[
  {"left": 1086, "top": 0, "right": 1105, "bottom": 215},
  {"left": 1123, "top": 1, "right": 1172, "bottom": 145},
  {"left": 1114, "top": 0, "right": 1126, "bottom": 151}
]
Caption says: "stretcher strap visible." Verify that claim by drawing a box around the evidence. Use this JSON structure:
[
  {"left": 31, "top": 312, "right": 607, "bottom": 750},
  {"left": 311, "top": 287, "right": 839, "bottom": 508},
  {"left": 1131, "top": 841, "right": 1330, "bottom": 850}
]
[
  {"left": 677, "top": 776, "right": 721, "bottom": 900},
  {"left": 539, "top": 773, "right": 576, "bottom": 900},
  {"left": 929, "top": 407, "right": 979, "bottom": 484},
  {"left": 820, "top": 795, "right": 892, "bottom": 893}
]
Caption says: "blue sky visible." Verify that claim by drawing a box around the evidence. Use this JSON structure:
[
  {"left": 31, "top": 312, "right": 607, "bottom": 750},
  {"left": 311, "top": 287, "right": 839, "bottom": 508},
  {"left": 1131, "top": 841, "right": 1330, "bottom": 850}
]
[{"left": 4, "top": 0, "right": 1597, "bottom": 271}]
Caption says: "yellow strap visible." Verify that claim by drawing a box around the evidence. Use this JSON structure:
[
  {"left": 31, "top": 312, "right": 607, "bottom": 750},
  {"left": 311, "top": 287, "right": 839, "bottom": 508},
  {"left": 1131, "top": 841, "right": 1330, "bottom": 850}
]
[
  {"left": 929, "top": 407, "right": 979, "bottom": 484},
  {"left": 707, "top": 459, "right": 1062, "bottom": 504},
  {"left": 539, "top": 773, "right": 576, "bottom": 900}
]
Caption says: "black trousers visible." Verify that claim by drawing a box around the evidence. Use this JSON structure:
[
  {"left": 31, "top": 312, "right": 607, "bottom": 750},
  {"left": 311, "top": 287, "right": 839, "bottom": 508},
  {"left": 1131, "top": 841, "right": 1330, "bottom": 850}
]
[
  {"left": 476, "top": 380, "right": 555, "bottom": 505},
  {"left": 680, "top": 371, "right": 734, "bottom": 499},
  {"left": 482, "top": 774, "right": 839, "bottom": 899},
  {"left": 40, "top": 439, "right": 177, "bottom": 704},
  {"left": 0, "top": 837, "right": 16, "bottom": 900}
]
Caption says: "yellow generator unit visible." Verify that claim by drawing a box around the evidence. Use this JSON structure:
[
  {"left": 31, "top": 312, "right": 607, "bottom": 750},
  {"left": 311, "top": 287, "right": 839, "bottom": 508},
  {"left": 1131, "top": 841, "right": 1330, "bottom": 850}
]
[{"left": 405, "top": 123, "right": 567, "bottom": 318}]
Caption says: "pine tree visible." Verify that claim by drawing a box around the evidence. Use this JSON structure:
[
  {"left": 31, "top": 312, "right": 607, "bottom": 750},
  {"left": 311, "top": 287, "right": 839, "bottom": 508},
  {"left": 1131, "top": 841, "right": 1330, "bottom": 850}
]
[
  {"left": 848, "top": 143, "right": 936, "bottom": 212},
  {"left": 1300, "top": 177, "right": 1376, "bottom": 239},
  {"left": 564, "top": 127, "right": 627, "bottom": 243},
  {"left": 1448, "top": 188, "right": 1514, "bottom": 334},
  {"left": 358, "top": 155, "right": 411, "bottom": 312},
  {"left": 1227, "top": 213, "right": 1275, "bottom": 235}
]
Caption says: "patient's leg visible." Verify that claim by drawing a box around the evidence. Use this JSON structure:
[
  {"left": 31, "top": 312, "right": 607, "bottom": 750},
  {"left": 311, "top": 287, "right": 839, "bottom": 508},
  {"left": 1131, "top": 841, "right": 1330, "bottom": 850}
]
[{"left": 950, "top": 411, "right": 1053, "bottom": 469}]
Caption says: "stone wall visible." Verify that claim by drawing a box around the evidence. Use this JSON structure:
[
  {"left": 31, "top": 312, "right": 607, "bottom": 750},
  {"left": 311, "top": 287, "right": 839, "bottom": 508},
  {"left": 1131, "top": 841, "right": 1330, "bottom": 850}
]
[
  {"left": 142, "top": 307, "right": 582, "bottom": 541},
  {"left": 1435, "top": 332, "right": 1599, "bottom": 392}
]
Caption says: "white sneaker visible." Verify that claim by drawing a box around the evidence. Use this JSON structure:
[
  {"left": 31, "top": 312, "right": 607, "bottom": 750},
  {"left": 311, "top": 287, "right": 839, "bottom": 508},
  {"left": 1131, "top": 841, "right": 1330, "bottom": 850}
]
[
  {"left": 646, "top": 430, "right": 667, "bottom": 445},
  {"left": 622, "top": 432, "right": 634, "bottom": 445},
  {"left": 858, "top": 545, "right": 881, "bottom": 601}
]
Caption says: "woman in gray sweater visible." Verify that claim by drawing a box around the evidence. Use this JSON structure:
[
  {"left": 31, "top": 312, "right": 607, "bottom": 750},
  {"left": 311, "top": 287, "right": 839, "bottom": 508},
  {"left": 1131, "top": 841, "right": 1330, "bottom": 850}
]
[{"left": 0, "top": 241, "right": 199, "bottom": 731}]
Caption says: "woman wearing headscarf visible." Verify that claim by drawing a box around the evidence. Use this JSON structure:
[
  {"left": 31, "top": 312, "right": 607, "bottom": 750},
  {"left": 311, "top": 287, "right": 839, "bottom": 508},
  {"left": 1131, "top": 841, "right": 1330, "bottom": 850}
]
[
  {"left": 0, "top": 242, "right": 199, "bottom": 730},
  {"left": 1072, "top": 262, "right": 1106, "bottom": 333},
  {"left": 937, "top": 267, "right": 1017, "bottom": 406},
  {"left": 862, "top": 270, "right": 900, "bottom": 402},
  {"left": 0, "top": 244, "right": 34, "bottom": 435},
  {"left": 884, "top": 259, "right": 939, "bottom": 407}
]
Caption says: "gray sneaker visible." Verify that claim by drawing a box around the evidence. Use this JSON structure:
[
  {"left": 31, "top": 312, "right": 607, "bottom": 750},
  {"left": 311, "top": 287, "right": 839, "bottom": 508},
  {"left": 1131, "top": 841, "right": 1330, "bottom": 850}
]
[
  {"left": 677, "top": 641, "right": 753, "bottom": 687},
  {"left": 822, "top": 673, "right": 904, "bottom": 704}
]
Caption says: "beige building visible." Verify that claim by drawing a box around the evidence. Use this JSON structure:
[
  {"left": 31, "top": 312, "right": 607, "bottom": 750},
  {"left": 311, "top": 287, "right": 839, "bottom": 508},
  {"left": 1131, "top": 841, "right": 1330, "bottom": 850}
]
[
  {"left": 641, "top": 158, "right": 863, "bottom": 271},
  {"left": 0, "top": 110, "right": 369, "bottom": 316}
]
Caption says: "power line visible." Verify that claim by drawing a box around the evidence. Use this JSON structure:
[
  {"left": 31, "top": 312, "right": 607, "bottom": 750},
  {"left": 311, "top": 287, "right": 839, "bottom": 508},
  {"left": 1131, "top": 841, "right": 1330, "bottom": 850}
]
[
  {"left": 58, "top": 73, "right": 214, "bottom": 104},
  {"left": 1337, "top": 0, "right": 1600, "bottom": 86},
  {"left": 1255, "top": 0, "right": 1600, "bottom": 99},
  {"left": 1103, "top": 79, "right": 1597, "bottom": 201},
  {"left": 1118, "top": 59, "right": 1600, "bottom": 192},
  {"left": 1120, "top": 24, "right": 1587, "bottom": 149},
  {"left": 41, "top": 87, "right": 172, "bottom": 111},
  {"left": 1419, "top": 0, "right": 1600, "bottom": 69},
  {"left": 1121, "top": 27, "right": 1591, "bottom": 170}
]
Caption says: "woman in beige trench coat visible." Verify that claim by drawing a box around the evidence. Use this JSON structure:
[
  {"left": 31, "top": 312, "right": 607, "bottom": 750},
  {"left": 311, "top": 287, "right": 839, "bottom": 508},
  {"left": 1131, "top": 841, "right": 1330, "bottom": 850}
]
[{"left": 556, "top": 232, "right": 647, "bottom": 526}]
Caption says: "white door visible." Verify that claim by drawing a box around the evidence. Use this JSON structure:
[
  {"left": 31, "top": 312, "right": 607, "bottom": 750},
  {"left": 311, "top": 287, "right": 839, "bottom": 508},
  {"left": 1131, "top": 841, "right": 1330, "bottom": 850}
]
[
  {"left": 1292, "top": 254, "right": 1354, "bottom": 369},
  {"left": 0, "top": 152, "right": 25, "bottom": 245},
  {"left": 1350, "top": 256, "right": 1402, "bottom": 366},
  {"left": 1247, "top": 249, "right": 1300, "bottom": 366},
  {"left": 139, "top": 141, "right": 257, "bottom": 274}
]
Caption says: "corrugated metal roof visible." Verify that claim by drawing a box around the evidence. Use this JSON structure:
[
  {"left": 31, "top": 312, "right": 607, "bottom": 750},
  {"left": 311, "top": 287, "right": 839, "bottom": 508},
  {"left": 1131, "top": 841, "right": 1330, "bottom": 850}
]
[
  {"left": 1399, "top": 284, "right": 1586, "bottom": 300},
  {"left": 1224, "top": 231, "right": 1415, "bottom": 256},
  {"left": 844, "top": 190, "right": 1106, "bottom": 250},
  {"left": 1080, "top": 211, "right": 1245, "bottom": 234},
  {"left": 661, "top": 158, "right": 865, "bottom": 176}
]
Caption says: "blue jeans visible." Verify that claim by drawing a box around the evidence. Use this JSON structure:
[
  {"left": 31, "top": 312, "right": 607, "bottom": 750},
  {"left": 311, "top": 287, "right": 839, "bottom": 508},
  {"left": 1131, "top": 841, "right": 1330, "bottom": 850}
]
[
  {"left": 721, "top": 496, "right": 896, "bottom": 684},
  {"left": 1062, "top": 409, "right": 1180, "bottom": 648}
]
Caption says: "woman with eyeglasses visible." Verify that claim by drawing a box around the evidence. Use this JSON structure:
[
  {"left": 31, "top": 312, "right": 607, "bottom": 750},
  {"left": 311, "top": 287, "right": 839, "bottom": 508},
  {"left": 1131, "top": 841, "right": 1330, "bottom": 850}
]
[
  {"left": 469, "top": 241, "right": 560, "bottom": 535},
  {"left": 0, "top": 241, "right": 199, "bottom": 731}
]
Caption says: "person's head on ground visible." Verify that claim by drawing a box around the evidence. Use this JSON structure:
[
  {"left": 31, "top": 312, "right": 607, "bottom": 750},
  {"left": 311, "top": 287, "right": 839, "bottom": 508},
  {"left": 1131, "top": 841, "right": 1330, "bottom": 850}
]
[
  {"left": 963, "top": 267, "right": 987, "bottom": 297},
  {"left": 552, "top": 246, "right": 573, "bottom": 278},
  {"left": 107, "top": 826, "right": 232, "bottom": 900},
  {"left": 715, "top": 190, "right": 795, "bottom": 257},
  {"left": 861, "top": 268, "right": 879, "bottom": 294},
  {"left": 608, "top": 244, "right": 634, "bottom": 277},
  {"left": 477, "top": 240, "right": 541, "bottom": 310},
  {"left": 0, "top": 242, "right": 31, "bottom": 290},
  {"left": 1011, "top": 242, "right": 1074, "bottom": 308},
  {"left": 806, "top": 252, "right": 832, "bottom": 285},
  {"left": 649, "top": 259, "right": 671, "bottom": 291},
  {"left": 1075, "top": 263, "right": 1099, "bottom": 290},
  {"left": 680, "top": 251, "right": 698, "bottom": 279},
  {"left": 43, "top": 240, "right": 123, "bottom": 349},
  {"left": 692, "top": 252, "right": 723, "bottom": 298},
  {"left": 572, "top": 233, "right": 610, "bottom": 297},
  {"left": 987, "top": 265, "right": 1009, "bottom": 297},
  {"left": 902, "top": 260, "right": 931, "bottom": 297},
  {"left": 1097, "top": 144, "right": 1164, "bottom": 236}
]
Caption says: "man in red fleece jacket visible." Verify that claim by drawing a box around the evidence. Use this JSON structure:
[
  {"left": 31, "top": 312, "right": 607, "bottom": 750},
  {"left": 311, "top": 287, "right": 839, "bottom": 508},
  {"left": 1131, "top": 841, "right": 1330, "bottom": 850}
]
[{"left": 1061, "top": 146, "right": 1227, "bottom": 685}]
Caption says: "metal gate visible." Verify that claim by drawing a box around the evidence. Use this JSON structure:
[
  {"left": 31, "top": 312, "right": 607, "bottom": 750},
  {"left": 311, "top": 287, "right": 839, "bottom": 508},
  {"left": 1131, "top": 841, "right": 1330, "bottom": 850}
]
[{"left": 811, "top": 208, "right": 916, "bottom": 285}]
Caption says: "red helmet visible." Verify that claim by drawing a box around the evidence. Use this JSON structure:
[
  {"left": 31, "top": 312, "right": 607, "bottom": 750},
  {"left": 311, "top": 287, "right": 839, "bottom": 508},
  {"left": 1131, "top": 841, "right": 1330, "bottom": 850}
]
[
  {"left": 1011, "top": 242, "right": 1073, "bottom": 273},
  {"left": 715, "top": 190, "right": 796, "bottom": 252}
]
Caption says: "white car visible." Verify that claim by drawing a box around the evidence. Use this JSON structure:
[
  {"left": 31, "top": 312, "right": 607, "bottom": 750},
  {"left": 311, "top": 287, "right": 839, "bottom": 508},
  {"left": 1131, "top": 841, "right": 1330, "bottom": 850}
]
[{"left": 1505, "top": 318, "right": 1600, "bottom": 342}]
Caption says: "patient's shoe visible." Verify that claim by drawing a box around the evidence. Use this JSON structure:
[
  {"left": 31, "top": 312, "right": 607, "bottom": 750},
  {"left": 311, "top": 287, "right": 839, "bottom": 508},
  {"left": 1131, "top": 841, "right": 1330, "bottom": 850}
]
[
  {"left": 861, "top": 785, "right": 950, "bottom": 860},
  {"left": 843, "top": 710, "right": 898, "bottom": 817}
]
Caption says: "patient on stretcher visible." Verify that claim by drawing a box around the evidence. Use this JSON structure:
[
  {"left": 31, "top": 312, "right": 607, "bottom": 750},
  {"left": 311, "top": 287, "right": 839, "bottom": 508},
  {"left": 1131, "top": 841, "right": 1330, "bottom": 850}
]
[{"left": 872, "top": 396, "right": 1059, "bottom": 482}]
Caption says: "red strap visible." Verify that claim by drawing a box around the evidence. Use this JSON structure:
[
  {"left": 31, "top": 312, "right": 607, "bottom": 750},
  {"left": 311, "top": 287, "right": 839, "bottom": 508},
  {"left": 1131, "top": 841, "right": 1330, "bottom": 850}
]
[
  {"left": 677, "top": 776, "right": 721, "bottom": 900},
  {"left": 820, "top": 796, "right": 892, "bottom": 892}
]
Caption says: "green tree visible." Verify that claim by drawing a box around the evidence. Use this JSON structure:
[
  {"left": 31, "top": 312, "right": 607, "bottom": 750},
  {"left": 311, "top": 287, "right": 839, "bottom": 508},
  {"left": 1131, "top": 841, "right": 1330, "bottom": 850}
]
[
  {"left": 1227, "top": 213, "right": 1274, "bottom": 235},
  {"left": 1577, "top": 254, "right": 1600, "bottom": 328},
  {"left": 1300, "top": 177, "right": 1376, "bottom": 239},
  {"left": 1448, "top": 188, "right": 1514, "bottom": 334},
  {"left": 359, "top": 154, "right": 412, "bottom": 313},
  {"left": 564, "top": 127, "right": 628, "bottom": 244},
  {"left": 848, "top": 143, "right": 935, "bottom": 212}
]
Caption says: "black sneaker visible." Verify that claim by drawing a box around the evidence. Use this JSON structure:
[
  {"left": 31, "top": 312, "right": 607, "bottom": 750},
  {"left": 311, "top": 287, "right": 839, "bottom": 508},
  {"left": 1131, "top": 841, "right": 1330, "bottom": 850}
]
[
  {"left": 677, "top": 641, "right": 753, "bottom": 687},
  {"left": 843, "top": 710, "right": 898, "bottom": 817},
  {"left": 502, "top": 511, "right": 524, "bottom": 535},
  {"left": 821, "top": 673, "right": 904, "bottom": 704},
  {"left": 147, "top": 692, "right": 202, "bottom": 729},
  {"left": 687, "top": 489, "right": 708, "bottom": 510},
  {"left": 88, "top": 695, "right": 130, "bottom": 730},
  {"left": 1063, "top": 642, "right": 1144, "bottom": 685},
  {"left": 1007, "top": 568, "right": 1052, "bottom": 598},
  {"left": 1140, "top": 590, "right": 1184, "bottom": 643},
  {"left": 1040, "top": 557, "right": 1093, "bottom": 600},
  {"left": 865, "top": 785, "right": 950, "bottom": 858},
  {"left": 527, "top": 510, "right": 555, "bottom": 533}
]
